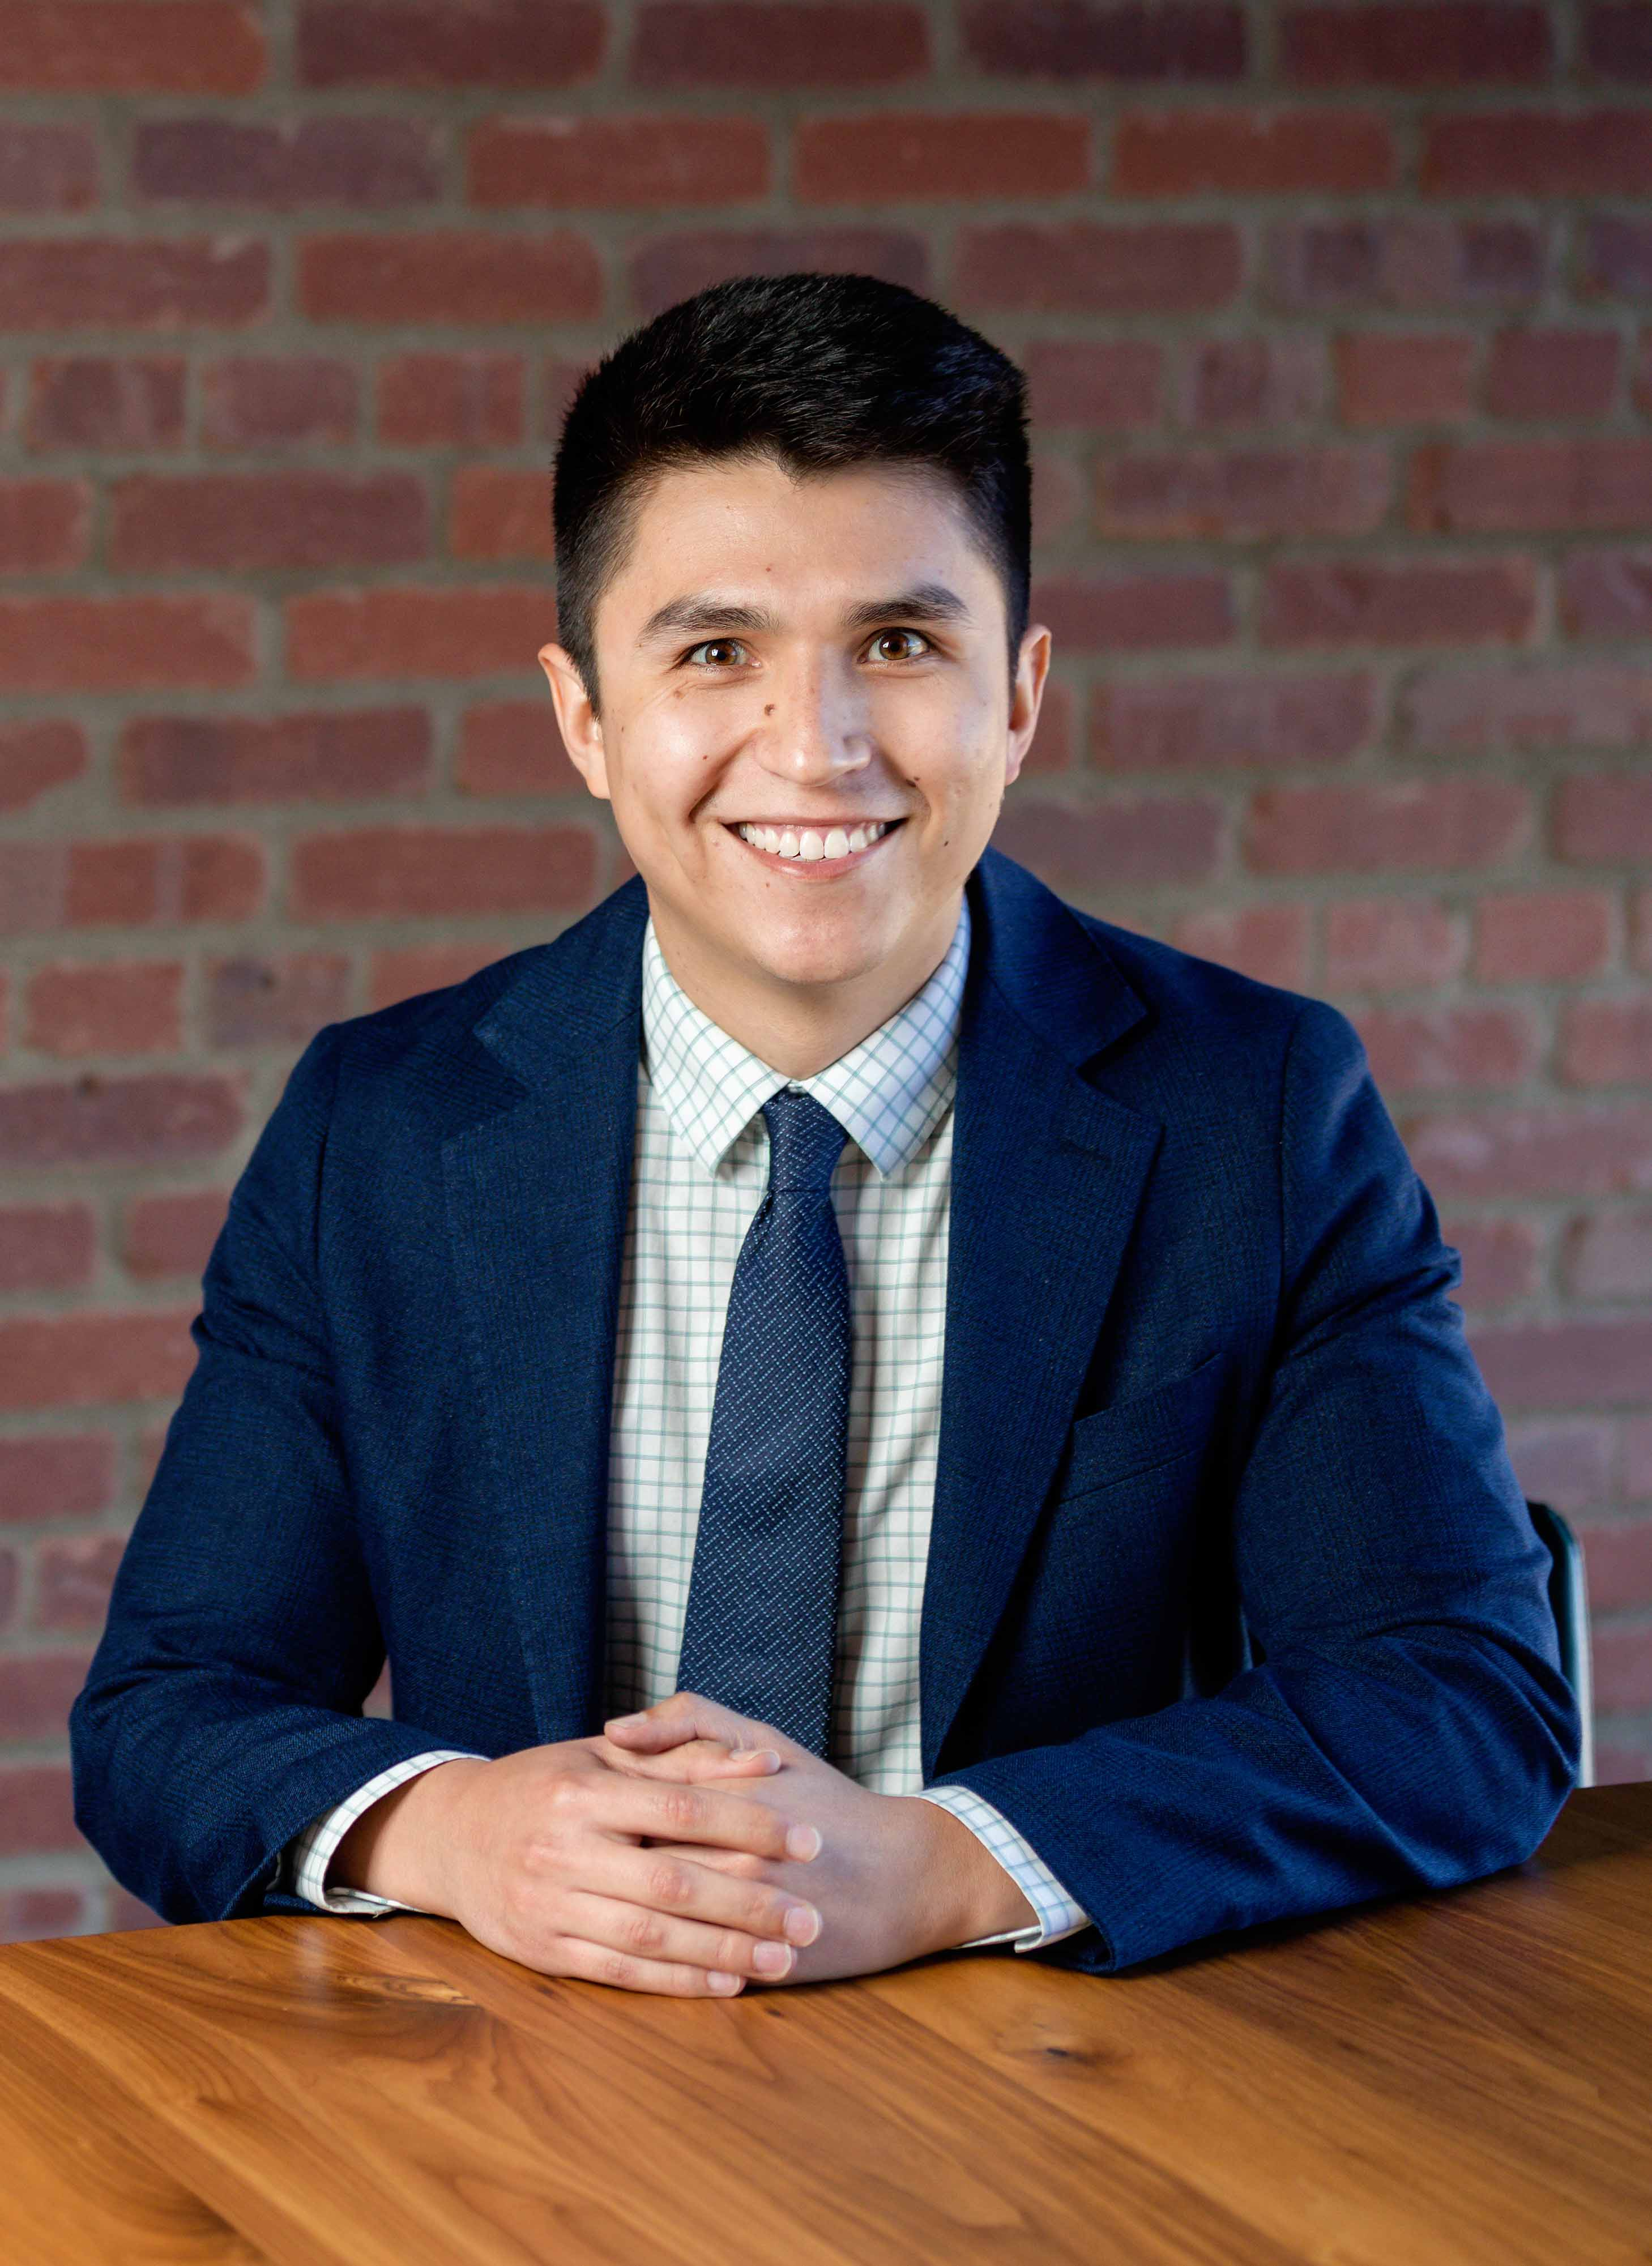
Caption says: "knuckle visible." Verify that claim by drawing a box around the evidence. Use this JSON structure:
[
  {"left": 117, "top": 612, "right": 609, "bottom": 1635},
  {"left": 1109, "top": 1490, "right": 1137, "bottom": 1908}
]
[
  {"left": 624, "top": 1907, "right": 665, "bottom": 1954},
  {"left": 658, "top": 1786, "right": 705, "bottom": 1834},
  {"left": 599, "top": 1951, "right": 638, "bottom": 1990},
  {"left": 647, "top": 1860, "right": 693, "bottom": 1907}
]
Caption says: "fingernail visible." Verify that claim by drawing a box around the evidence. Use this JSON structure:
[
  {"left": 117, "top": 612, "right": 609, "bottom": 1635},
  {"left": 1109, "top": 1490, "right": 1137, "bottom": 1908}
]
[
  {"left": 753, "top": 1942, "right": 793, "bottom": 1977},
  {"left": 745, "top": 1748, "right": 782, "bottom": 1771},
  {"left": 707, "top": 1971, "right": 742, "bottom": 1995},
  {"left": 607, "top": 1712, "right": 648, "bottom": 1729},
  {"left": 783, "top": 1904, "right": 820, "bottom": 1946},
  {"left": 786, "top": 1825, "right": 822, "bottom": 1861}
]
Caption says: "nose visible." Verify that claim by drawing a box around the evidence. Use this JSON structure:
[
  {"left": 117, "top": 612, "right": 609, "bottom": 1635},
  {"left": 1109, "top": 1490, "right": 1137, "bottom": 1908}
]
[{"left": 755, "top": 653, "right": 872, "bottom": 788}]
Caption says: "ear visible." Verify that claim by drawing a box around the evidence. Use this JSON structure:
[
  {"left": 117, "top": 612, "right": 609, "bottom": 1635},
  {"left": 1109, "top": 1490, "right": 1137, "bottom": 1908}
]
[
  {"left": 539, "top": 642, "right": 611, "bottom": 801},
  {"left": 1004, "top": 622, "right": 1052, "bottom": 789}
]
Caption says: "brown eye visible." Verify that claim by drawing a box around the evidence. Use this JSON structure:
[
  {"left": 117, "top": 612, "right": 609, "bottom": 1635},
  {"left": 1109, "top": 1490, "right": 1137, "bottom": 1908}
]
[
  {"left": 870, "top": 629, "right": 927, "bottom": 662},
  {"left": 688, "top": 639, "right": 750, "bottom": 668}
]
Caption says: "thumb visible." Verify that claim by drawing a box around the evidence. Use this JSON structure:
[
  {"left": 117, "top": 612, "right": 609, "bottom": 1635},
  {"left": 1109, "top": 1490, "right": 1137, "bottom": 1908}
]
[{"left": 604, "top": 1691, "right": 777, "bottom": 1755}]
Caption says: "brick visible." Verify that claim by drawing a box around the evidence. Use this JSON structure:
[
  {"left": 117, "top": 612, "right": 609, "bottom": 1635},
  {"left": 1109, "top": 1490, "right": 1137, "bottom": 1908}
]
[
  {"left": 1325, "top": 898, "right": 1467, "bottom": 987},
  {"left": 368, "top": 941, "right": 515, "bottom": 1010},
  {"left": 135, "top": 116, "right": 438, "bottom": 206},
  {"left": 1281, "top": 5, "right": 1551, "bottom": 86},
  {"left": 121, "top": 709, "right": 430, "bottom": 806},
  {"left": 292, "top": 825, "right": 596, "bottom": 919},
  {"left": 123, "top": 1190, "right": 228, "bottom": 1281},
  {"left": 457, "top": 702, "right": 581, "bottom": 796},
  {"left": 1561, "top": 1001, "right": 1652, "bottom": 1087},
  {"left": 0, "top": 481, "right": 90, "bottom": 575},
  {"left": 957, "top": 223, "right": 1240, "bottom": 314},
  {"left": 1484, "top": 330, "right": 1620, "bottom": 423},
  {"left": 1352, "top": 1005, "right": 1536, "bottom": 1093},
  {"left": 207, "top": 955, "right": 351, "bottom": 1047},
  {"left": 0, "top": 1888, "right": 87, "bottom": 1943},
  {"left": 1441, "top": 1216, "right": 1540, "bottom": 1307},
  {"left": 1334, "top": 334, "right": 1476, "bottom": 426},
  {"left": 0, "top": 596, "right": 254, "bottom": 693},
  {"left": 0, "top": 2, "right": 264, "bottom": 92},
  {"left": 1474, "top": 891, "right": 1613, "bottom": 983},
  {"left": 1565, "top": 1211, "right": 1652, "bottom": 1298},
  {"left": 1401, "top": 1105, "right": 1652, "bottom": 1199},
  {"left": 1630, "top": 1417, "right": 1652, "bottom": 1499},
  {"left": 1406, "top": 665, "right": 1652, "bottom": 755},
  {"left": 202, "top": 359, "right": 358, "bottom": 450},
  {"left": 1423, "top": 112, "right": 1652, "bottom": 197},
  {"left": 1023, "top": 342, "right": 1161, "bottom": 429},
  {"left": 287, "top": 586, "right": 555, "bottom": 682},
  {"left": 301, "top": 233, "right": 600, "bottom": 325},
  {"left": 0, "top": 1766, "right": 76, "bottom": 1855},
  {"left": 1032, "top": 573, "right": 1233, "bottom": 652},
  {"left": 1556, "top": 773, "right": 1652, "bottom": 863},
  {"left": 1569, "top": 1521, "right": 1652, "bottom": 1614},
  {"left": 0, "top": 1313, "right": 195, "bottom": 1410},
  {"left": 1505, "top": 1420, "right": 1615, "bottom": 1515},
  {"left": 633, "top": 2, "right": 928, "bottom": 86},
  {"left": 1411, "top": 441, "right": 1652, "bottom": 536},
  {"left": 1032, "top": 451, "right": 1085, "bottom": 543},
  {"left": 0, "top": 1437, "right": 114, "bottom": 1524},
  {"left": 450, "top": 468, "right": 554, "bottom": 562},
  {"left": 0, "top": 1205, "right": 95, "bottom": 1293},
  {"left": 1094, "top": 672, "right": 1372, "bottom": 770},
  {"left": 1472, "top": 1317, "right": 1652, "bottom": 1412},
  {"left": 962, "top": 2, "right": 1245, "bottom": 78},
  {"left": 1247, "top": 779, "right": 1529, "bottom": 875},
  {"left": 1580, "top": 216, "right": 1652, "bottom": 300},
  {"left": 796, "top": 113, "right": 1087, "bottom": 202},
  {"left": 1269, "top": 218, "right": 1542, "bottom": 312},
  {"left": 1560, "top": 551, "right": 1652, "bottom": 641},
  {"left": 108, "top": 1889, "right": 165, "bottom": 1932},
  {"left": 991, "top": 794, "right": 1222, "bottom": 889},
  {"left": 631, "top": 229, "right": 927, "bottom": 317},
  {"left": 378, "top": 354, "right": 524, "bottom": 447},
  {"left": 1113, "top": 107, "right": 1393, "bottom": 194},
  {"left": 301, "top": 0, "right": 604, "bottom": 84},
  {"left": 110, "top": 472, "right": 427, "bottom": 574},
  {"left": 541, "top": 357, "right": 590, "bottom": 438},
  {"left": 1261, "top": 558, "right": 1535, "bottom": 647},
  {"left": 0, "top": 1649, "right": 94, "bottom": 1735},
  {"left": 472, "top": 114, "right": 769, "bottom": 206},
  {"left": 25, "top": 359, "right": 185, "bottom": 451},
  {"left": 0, "top": 1076, "right": 241, "bottom": 1168},
  {"left": 1634, "top": 889, "right": 1652, "bottom": 976},
  {"left": 0, "top": 1548, "right": 16, "bottom": 1627},
  {"left": 1587, "top": 5, "right": 1652, "bottom": 79},
  {"left": 0, "top": 239, "right": 267, "bottom": 328},
  {"left": 1183, "top": 336, "right": 1325, "bottom": 429},
  {"left": 0, "top": 123, "right": 98, "bottom": 214},
  {"left": 1171, "top": 906, "right": 1310, "bottom": 989},
  {"left": 0, "top": 838, "right": 261, "bottom": 933},
  {"left": 1022, "top": 677, "right": 1074, "bottom": 775},
  {"left": 25, "top": 964, "right": 182, "bottom": 1059},
  {"left": 0, "top": 721, "right": 84, "bottom": 813},
  {"left": 33, "top": 1537, "right": 126, "bottom": 1632},
  {"left": 1098, "top": 447, "right": 1389, "bottom": 541}
]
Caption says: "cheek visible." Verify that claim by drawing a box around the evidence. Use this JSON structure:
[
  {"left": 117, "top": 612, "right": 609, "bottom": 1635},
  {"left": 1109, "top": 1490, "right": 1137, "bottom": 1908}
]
[{"left": 612, "top": 703, "right": 739, "bottom": 819}]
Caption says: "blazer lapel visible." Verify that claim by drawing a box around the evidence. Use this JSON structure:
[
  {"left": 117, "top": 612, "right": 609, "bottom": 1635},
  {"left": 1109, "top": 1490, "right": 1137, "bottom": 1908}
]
[
  {"left": 920, "top": 853, "right": 1162, "bottom": 1777},
  {"left": 442, "top": 880, "right": 649, "bottom": 1742}
]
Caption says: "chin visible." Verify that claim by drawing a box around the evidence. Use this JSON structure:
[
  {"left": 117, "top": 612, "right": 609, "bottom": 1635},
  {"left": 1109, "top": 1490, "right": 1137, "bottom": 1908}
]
[{"left": 737, "top": 914, "right": 894, "bottom": 994}]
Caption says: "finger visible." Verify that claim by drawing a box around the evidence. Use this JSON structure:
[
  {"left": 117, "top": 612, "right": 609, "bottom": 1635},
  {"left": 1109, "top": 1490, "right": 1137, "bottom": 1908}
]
[
  {"left": 604, "top": 1692, "right": 778, "bottom": 1755},
  {"left": 558, "top": 1891, "right": 803, "bottom": 1983},
  {"left": 552, "top": 1935, "right": 749, "bottom": 1999},
  {"left": 583, "top": 1841, "right": 820, "bottom": 1947},
  {"left": 597, "top": 1777, "right": 822, "bottom": 1864},
  {"left": 599, "top": 1735, "right": 782, "bottom": 1782}
]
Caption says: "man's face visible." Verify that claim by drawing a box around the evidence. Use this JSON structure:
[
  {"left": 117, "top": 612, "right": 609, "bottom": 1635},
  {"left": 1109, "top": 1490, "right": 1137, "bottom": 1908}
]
[{"left": 541, "top": 455, "right": 1048, "bottom": 1004}]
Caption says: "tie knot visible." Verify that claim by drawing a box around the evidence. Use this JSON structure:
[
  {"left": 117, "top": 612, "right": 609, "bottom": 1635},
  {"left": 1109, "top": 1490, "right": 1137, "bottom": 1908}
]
[{"left": 761, "top": 1088, "right": 847, "bottom": 1194}]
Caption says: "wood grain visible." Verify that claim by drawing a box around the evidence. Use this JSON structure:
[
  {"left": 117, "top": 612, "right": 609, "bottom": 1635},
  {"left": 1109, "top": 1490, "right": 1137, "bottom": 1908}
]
[{"left": 0, "top": 1785, "right": 1646, "bottom": 2264}]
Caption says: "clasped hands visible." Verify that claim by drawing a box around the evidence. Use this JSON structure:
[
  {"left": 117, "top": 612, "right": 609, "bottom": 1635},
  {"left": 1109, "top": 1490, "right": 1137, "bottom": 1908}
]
[{"left": 335, "top": 1690, "right": 1034, "bottom": 1996}]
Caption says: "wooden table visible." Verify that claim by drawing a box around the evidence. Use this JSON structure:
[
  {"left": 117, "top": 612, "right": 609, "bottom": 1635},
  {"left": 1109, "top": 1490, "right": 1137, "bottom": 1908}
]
[{"left": 0, "top": 1783, "right": 1647, "bottom": 2264}]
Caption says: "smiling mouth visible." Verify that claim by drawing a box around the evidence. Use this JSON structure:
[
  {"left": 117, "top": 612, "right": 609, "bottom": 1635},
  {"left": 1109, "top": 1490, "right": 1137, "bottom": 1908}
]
[{"left": 730, "top": 818, "right": 900, "bottom": 864}]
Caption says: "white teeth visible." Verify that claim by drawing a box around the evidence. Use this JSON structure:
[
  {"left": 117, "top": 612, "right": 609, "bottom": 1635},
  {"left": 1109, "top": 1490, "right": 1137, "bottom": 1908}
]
[
  {"left": 847, "top": 827, "right": 867, "bottom": 854},
  {"left": 799, "top": 830, "right": 825, "bottom": 861},
  {"left": 738, "top": 819, "right": 894, "bottom": 857},
  {"left": 778, "top": 827, "right": 799, "bottom": 857},
  {"left": 824, "top": 828, "right": 849, "bottom": 860}
]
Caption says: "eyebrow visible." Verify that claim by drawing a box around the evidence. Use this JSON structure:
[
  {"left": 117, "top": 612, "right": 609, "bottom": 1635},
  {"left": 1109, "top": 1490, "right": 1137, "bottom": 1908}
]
[{"left": 639, "top": 582, "right": 971, "bottom": 645}]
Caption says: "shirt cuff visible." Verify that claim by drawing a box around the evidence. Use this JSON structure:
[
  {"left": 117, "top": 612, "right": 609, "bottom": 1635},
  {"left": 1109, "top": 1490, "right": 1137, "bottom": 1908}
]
[
  {"left": 912, "top": 1785, "right": 1091, "bottom": 1953},
  {"left": 288, "top": 1749, "right": 483, "bottom": 1915}
]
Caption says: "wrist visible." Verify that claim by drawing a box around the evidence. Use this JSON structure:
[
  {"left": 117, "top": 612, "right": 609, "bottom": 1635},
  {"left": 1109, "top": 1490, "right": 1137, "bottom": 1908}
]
[
  {"left": 332, "top": 1757, "right": 485, "bottom": 1911},
  {"left": 899, "top": 1795, "right": 1037, "bottom": 1953}
]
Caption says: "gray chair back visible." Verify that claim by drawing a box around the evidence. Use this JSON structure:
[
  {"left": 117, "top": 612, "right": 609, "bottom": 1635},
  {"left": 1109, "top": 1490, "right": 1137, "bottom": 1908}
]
[{"left": 1527, "top": 1501, "right": 1594, "bottom": 1790}]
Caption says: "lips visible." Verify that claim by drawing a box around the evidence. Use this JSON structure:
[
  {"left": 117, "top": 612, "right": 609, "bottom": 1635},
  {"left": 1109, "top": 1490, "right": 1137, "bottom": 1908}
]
[{"left": 733, "top": 819, "right": 898, "bottom": 863}]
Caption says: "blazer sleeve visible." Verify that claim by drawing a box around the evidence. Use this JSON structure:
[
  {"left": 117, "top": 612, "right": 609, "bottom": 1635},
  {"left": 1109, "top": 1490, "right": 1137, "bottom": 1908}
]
[
  {"left": 70, "top": 1028, "right": 451, "bottom": 1924},
  {"left": 926, "top": 997, "right": 1582, "bottom": 1974}
]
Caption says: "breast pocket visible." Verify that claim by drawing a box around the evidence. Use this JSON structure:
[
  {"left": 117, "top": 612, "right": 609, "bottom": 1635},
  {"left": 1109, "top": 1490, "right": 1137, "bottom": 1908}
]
[{"left": 1054, "top": 1351, "right": 1226, "bottom": 1507}]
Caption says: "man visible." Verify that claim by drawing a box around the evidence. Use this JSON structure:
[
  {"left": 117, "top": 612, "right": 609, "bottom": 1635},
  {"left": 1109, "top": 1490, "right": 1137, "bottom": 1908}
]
[{"left": 73, "top": 275, "right": 1579, "bottom": 1996}]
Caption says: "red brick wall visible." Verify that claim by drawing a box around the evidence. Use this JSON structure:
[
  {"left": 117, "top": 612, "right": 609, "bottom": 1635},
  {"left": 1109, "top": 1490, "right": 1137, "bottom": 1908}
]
[{"left": 1, "top": 1, "right": 1649, "bottom": 1938}]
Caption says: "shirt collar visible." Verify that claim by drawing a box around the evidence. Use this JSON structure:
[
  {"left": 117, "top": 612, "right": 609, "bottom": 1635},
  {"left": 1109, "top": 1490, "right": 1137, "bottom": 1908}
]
[{"left": 641, "top": 896, "right": 970, "bottom": 1179}]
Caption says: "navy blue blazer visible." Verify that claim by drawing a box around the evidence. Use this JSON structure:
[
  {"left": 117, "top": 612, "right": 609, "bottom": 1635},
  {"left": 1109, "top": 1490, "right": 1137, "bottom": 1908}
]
[{"left": 72, "top": 849, "right": 1580, "bottom": 1971}]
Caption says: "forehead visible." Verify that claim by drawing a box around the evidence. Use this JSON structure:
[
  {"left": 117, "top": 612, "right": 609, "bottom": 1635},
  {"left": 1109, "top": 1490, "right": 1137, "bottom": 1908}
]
[{"left": 604, "top": 455, "right": 995, "bottom": 616}]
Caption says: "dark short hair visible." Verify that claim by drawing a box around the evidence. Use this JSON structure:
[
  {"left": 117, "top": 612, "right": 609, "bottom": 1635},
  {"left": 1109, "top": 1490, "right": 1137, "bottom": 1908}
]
[{"left": 552, "top": 272, "right": 1031, "bottom": 709}]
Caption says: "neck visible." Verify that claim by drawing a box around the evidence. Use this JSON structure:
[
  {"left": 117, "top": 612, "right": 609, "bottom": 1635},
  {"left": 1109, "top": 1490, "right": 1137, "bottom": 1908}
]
[{"left": 648, "top": 894, "right": 963, "bottom": 1078}]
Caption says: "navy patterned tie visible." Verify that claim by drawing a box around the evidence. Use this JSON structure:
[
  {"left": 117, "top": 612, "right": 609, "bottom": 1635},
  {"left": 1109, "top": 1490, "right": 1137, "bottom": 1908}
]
[{"left": 675, "top": 1088, "right": 852, "bottom": 1755}]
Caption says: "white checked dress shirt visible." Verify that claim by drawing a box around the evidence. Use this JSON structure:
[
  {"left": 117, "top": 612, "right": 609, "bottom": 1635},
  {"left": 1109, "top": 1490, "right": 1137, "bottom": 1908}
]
[{"left": 291, "top": 897, "right": 1088, "bottom": 1953}]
